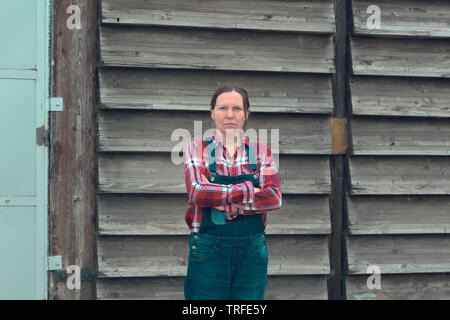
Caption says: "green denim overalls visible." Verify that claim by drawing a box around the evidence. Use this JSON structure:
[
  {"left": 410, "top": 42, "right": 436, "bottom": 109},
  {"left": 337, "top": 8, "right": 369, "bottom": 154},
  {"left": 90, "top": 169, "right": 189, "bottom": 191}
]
[{"left": 184, "top": 137, "right": 268, "bottom": 300}]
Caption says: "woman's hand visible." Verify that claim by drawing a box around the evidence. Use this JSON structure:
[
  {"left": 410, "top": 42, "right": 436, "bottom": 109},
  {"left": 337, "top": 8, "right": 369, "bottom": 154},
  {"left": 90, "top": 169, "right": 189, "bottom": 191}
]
[{"left": 201, "top": 174, "right": 225, "bottom": 210}]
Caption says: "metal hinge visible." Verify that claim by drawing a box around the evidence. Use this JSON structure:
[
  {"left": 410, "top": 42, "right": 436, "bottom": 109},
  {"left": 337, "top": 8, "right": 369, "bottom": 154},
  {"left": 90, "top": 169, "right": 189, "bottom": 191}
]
[
  {"left": 47, "top": 255, "right": 63, "bottom": 271},
  {"left": 49, "top": 97, "right": 64, "bottom": 112},
  {"left": 55, "top": 268, "right": 94, "bottom": 283},
  {"left": 36, "top": 125, "right": 49, "bottom": 147}
]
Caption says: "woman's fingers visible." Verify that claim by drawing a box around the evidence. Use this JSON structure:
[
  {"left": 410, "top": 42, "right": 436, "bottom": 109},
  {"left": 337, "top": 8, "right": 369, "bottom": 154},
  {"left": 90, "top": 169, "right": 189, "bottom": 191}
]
[
  {"left": 214, "top": 206, "right": 225, "bottom": 211},
  {"left": 254, "top": 187, "right": 261, "bottom": 193}
]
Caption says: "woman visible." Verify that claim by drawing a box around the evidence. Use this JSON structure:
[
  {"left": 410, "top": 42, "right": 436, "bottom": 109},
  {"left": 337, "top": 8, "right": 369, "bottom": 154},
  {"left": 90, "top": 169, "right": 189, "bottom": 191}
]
[{"left": 183, "top": 84, "right": 282, "bottom": 300}]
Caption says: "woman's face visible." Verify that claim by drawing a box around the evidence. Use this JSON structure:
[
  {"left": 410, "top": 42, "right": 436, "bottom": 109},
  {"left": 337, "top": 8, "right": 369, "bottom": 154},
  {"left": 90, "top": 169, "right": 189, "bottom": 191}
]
[{"left": 211, "top": 90, "right": 249, "bottom": 139}]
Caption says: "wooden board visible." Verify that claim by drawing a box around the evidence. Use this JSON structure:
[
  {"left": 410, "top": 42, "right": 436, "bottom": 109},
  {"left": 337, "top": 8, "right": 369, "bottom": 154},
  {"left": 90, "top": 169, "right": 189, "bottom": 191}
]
[
  {"left": 346, "top": 195, "right": 450, "bottom": 234},
  {"left": 100, "top": 25, "right": 335, "bottom": 73},
  {"left": 346, "top": 273, "right": 450, "bottom": 300},
  {"left": 348, "top": 156, "right": 450, "bottom": 195},
  {"left": 350, "top": 76, "right": 450, "bottom": 118},
  {"left": 99, "top": 68, "right": 334, "bottom": 114},
  {"left": 265, "top": 275, "right": 328, "bottom": 300},
  {"left": 351, "top": 37, "right": 450, "bottom": 78},
  {"left": 346, "top": 234, "right": 450, "bottom": 274},
  {"left": 98, "top": 110, "right": 333, "bottom": 154},
  {"left": 351, "top": 116, "right": 450, "bottom": 155},
  {"left": 98, "top": 153, "right": 331, "bottom": 194},
  {"left": 96, "top": 277, "right": 185, "bottom": 300},
  {"left": 352, "top": 0, "right": 450, "bottom": 38},
  {"left": 102, "top": 0, "right": 336, "bottom": 34},
  {"left": 97, "top": 235, "right": 330, "bottom": 277},
  {"left": 96, "top": 275, "right": 329, "bottom": 300},
  {"left": 97, "top": 194, "right": 331, "bottom": 235},
  {"left": 48, "top": 0, "right": 97, "bottom": 300},
  {"left": 327, "top": 0, "right": 349, "bottom": 300}
]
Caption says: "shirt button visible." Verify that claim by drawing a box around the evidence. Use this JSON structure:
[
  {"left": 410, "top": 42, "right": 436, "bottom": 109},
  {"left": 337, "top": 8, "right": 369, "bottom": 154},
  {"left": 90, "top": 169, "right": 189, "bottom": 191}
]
[{"left": 192, "top": 245, "right": 197, "bottom": 250}]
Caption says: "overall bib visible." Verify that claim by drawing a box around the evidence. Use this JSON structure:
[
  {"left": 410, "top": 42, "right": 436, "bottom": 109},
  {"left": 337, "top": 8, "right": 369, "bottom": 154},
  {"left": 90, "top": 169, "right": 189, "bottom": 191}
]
[{"left": 184, "top": 137, "right": 268, "bottom": 300}]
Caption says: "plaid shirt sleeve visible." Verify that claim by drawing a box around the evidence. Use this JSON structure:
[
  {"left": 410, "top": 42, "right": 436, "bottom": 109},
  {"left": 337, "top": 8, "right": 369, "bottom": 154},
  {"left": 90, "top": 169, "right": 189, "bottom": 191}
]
[
  {"left": 224, "top": 142, "right": 282, "bottom": 216},
  {"left": 184, "top": 139, "right": 255, "bottom": 208}
]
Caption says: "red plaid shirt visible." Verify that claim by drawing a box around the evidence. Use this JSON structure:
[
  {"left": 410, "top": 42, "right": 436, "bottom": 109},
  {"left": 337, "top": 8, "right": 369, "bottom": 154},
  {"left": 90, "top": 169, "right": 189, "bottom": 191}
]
[{"left": 184, "top": 133, "right": 282, "bottom": 233}]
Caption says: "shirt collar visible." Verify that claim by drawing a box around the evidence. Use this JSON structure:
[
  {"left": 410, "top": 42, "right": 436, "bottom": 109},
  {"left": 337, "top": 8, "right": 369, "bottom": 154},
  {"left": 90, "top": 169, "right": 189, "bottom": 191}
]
[{"left": 211, "top": 129, "right": 249, "bottom": 149}]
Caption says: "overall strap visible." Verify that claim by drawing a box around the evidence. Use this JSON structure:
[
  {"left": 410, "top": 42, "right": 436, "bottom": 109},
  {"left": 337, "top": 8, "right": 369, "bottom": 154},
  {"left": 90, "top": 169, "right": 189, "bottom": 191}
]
[
  {"left": 205, "top": 137, "right": 216, "bottom": 172},
  {"left": 204, "top": 136, "right": 257, "bottom": 173},
  {"left": 245, "top": 139, "right": 258, "bottom": 171}
]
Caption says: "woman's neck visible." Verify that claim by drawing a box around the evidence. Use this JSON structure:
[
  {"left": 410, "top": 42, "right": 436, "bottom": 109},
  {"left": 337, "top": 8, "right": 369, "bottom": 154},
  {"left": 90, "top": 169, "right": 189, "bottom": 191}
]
[{"left": 216, "top": 129, "right": 244, "bottom": 147}]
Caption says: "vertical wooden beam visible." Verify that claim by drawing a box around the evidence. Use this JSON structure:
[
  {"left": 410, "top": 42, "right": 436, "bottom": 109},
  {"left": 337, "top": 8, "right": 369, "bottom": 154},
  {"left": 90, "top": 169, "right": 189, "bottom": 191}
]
[
  {"left": 328, "top": 0, "right": 350, "bottom": 300},
  {"left": 49, "top": 0, "right": 98, "bottom": 299}
]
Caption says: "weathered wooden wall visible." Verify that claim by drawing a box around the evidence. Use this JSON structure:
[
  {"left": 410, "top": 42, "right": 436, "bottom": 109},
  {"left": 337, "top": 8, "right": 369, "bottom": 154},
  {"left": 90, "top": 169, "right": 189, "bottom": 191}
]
[
  {"left": 93, "top": 0, "right": 450, "bottom": 300},
  {"left": 49, "top": 0, "right": 98, "bottom": 299},
  {"left": 345, "top": 0, "right": 450, "bottom": 299},
  {"left": 96, "top": 0, "right": 339, "bottom": 299}
]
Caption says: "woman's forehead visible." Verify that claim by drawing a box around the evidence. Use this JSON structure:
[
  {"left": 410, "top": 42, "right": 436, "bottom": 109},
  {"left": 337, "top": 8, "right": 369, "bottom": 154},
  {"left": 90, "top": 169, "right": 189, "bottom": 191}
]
[{"left": 216, "top": 91, "right": 243, "bottom": 105}]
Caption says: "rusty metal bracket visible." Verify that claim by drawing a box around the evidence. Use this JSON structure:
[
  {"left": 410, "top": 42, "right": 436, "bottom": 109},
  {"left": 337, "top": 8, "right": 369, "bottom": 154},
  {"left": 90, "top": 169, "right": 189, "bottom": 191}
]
[{"left": 330, "top": 117, "right": 349, "bottom": 155}]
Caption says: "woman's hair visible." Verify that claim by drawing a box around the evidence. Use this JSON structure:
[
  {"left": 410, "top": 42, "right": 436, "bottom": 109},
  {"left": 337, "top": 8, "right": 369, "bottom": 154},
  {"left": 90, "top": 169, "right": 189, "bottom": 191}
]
[{"left": 209, "top": 83, "right": 250, "bottom": 131}]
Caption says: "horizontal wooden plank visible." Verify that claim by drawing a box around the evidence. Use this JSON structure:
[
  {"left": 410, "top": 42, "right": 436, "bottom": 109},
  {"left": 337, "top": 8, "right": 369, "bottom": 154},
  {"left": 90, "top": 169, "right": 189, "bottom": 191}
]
[
  {"left": 102, "top": 0, "right": 336, "bottom": 34},
  {"left": 98, "top": 153, "right": 331, "bottom": 194},
  {"left": 98, "top": 110, "right": 333, "bottom": 154},
  {"left": 97, "top": 235, "right": 330, "bottom": 277},
  {"left": 98, "top": 194, "right": 331, "bottom": 235},
  {"left": 96, "top": 275, "right": 329, "bottom": 300},
  {"left": 346, "top": 195, "right": 450, "bottom": 234},
  {"left": 351, "top": 37, "right": 450, "bottom": 78},
  {"left": 348, "top": 156, "right": 450, "bottom": 195},
  {"left": 351, "top": 116, "right": 450, "bottom": 155},
  {"left": 99, "top": 68, "right": 334, "bottom": 114},
  {"left": 265, "top": 275, "right": 328, "bottom": 300},
  {"left": 352, "top": 0, "right": 450, "bottom": 38},
  {"left": 100, "top": 25, "right": 335, "bottom": 73},
  {"left": 346, "top": 273, "right": 450, "bottom": 300},
  {"left": 350, "top": 76, "right": 450, "bottom": 118},
  {"left": 96, "top": 277, "right": 185, "bottom": 300},
  {"left": 346, "top": 234, "right": 450, "bottom": 274}
]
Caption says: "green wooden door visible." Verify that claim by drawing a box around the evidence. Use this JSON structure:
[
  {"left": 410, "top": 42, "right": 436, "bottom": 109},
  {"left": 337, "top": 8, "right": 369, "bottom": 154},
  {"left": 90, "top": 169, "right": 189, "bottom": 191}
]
[{"left": 0, "top": 0, "right": 50, "bottom": 299}]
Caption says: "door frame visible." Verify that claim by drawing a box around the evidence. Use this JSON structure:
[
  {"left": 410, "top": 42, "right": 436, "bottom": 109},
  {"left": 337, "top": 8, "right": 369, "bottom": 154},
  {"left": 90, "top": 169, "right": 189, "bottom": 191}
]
[{"left": 35, "top": 0, "right": 51, "bottom": 299}]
